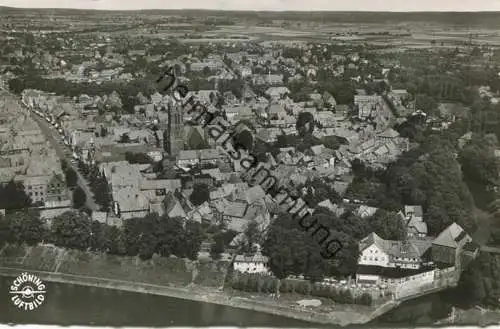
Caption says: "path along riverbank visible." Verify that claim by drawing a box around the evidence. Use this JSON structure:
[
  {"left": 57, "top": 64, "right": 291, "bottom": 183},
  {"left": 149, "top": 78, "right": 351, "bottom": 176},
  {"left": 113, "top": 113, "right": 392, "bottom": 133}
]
[{"left": 0, "top": 244, "right": 388, "bottom": 326}]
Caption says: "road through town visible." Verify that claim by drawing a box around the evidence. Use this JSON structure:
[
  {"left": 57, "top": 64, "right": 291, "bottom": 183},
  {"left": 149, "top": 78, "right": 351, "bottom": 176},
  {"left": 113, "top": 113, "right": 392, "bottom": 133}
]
[{"left": 29, "top": 111, "right": 99, "bottom": 211}]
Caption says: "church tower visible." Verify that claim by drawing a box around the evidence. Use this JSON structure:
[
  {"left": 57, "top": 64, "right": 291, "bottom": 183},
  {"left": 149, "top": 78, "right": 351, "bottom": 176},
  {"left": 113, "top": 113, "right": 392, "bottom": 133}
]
[{"left": 165, "top": 103, "right": 184, "bottom": 156}]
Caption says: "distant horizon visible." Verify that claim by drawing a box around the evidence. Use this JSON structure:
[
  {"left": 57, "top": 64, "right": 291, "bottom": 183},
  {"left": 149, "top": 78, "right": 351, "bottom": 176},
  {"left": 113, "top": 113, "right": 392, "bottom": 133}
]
[{"left": 1, "top": 0, "right": 500, "bottom": 12}]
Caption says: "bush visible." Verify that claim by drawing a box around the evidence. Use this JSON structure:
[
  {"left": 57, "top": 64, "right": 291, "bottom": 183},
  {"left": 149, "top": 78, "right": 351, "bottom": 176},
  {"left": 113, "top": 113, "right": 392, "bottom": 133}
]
[{"left": 355, "top": 292, "right": 373, "bottom": 306}]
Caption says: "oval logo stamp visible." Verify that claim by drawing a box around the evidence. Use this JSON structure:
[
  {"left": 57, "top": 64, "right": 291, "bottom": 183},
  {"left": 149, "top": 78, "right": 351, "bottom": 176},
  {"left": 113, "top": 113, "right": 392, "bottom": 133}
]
[{"left": 9, "top": 272, "right": 46, "bottom": 311}]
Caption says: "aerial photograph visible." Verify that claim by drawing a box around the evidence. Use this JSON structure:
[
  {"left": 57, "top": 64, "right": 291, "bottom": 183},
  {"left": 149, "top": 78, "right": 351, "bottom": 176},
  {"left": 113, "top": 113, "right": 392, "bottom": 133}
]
[{"left": 1, "top": 0, "right": 500, "bottom": 327}]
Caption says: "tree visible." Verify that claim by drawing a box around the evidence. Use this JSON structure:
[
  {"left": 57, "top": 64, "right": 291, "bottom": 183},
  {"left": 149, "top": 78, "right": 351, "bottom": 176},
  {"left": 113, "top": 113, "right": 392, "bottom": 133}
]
[
  {"left": 302, "top": 178, "right": 341, "bottom": 207},
  {"left": 356, "top": 292, "right": 373, "bottom": 305},
  {"left": 65, "top": 167, "right": 78, "bottom": 187},
  {"left": 137, "top": 214, "right": 160, "bottom": 260},
  {"left": 233, "top": 128, "right": 254, "bottom": 151},
  {"left": 263, "top": 213, "right": 328, "bottom": 280},
  {"left": 100, "top": 126, "right": 108, "bottom": 137},
  {"left": 183, "top": 220, "right": 203, "bottom": 260},
  {"left": 92, "top": 175, "right": 111, "bottom": 211},
  {"left": 17, "top": 210, "right": 46, "bottom": 246},
  {"left": 369, "top": 209, "right": 406, "bottom": 240},
  {"left": 210, "top": 233, "right": 225, "bottom": 260},
  {"left": 0, "top": 180, "right": 31, "bottom": 210},
  {"left": 78, "top": 160, "right": 90, "bottom": 177},
  {"left": 125, "top": 152, "right": 151, "bottom": 164},
  {"left": 385, "top": 138, "right": 475, "bottom": 234},
  {"left": 0, "top": 214, "right": 9, "bottom": 248},
  {"left": 51, "top": 211, "right": 92, "bottom": 250},
  {"left": 103, "top": 225, "right": 126, "bottom": 255},
  {"left": 415, "top": 94, "right": 438, "bottom": 115},
  {"left": 242, "top": 220, "right": 261, "bottom": 253},
  {"left": 61, "top": 159, "right": 68, "bottom": 172},
  {"left": 105, "top": 90, "right": 123, "bottom": 111},
  {"left": 157, "top": 216, "right": 185, "bottom": 257},
  {"left": 1, "top": 210, "right": 45, "bottom": 246},
  {"left": 89, "top": 221, "right": 106, "bottom": 252},
  {"left": 296, "top": 112, "right": 315, "bottom": 137},
  {"left": 72, "top": 186, "right": 87, "bottom": 209},
  {"left": 189, "top": 184, "right": 210, "bottom": 206},
  {"left": 119, "top": 133, "right": 131, "bottom": 143}
]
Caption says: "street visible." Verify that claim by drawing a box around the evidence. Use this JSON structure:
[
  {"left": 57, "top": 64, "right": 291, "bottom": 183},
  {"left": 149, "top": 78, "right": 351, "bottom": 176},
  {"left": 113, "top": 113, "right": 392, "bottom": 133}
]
[{"left": 30, "top": 111, "right": 99, "bottom": 211}]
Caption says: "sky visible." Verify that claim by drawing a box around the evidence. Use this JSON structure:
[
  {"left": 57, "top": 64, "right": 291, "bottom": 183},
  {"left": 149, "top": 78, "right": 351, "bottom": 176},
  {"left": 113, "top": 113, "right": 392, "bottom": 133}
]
[{"left": 1, "top": 0, "right": 500, "bottom": 11}]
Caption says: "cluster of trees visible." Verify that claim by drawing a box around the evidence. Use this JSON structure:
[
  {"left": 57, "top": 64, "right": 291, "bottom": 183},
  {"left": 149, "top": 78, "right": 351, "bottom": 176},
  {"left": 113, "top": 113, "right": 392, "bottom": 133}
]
[
  {"left": 275, "top": 133, "right": 322, "bottom": 152},
  {"left": 189, "top": 184, "right": 210, "bottom": 206},
  {"left": 119, "top": 213, "right": 204, "bottom": 260},
  {"left": 459, "top": 134, "right": 500, "bottom": 209},
  {"left": 454, "top": 252, "right": 500, "bottom": 308},
  {"left": 0, "top": 210, "right": 47, "bottom": 248},
  {"left": 62, "top": 161, "right": 78, "bottom": 188},
  {"left": 0, "top": 180, "right": 31, "bottom": 211},
  {"left": 262, "top": 207, "right": 405, "bottom": 281},
  {"left": 61, "top": 160, "right": 85, "bottom": 209},
  {"left": 230, "top": 273, "right": 372, "bottom": 306},
  {"left": 0, "top": 209, "right": 204, "bottom": 262},
  {"left": 77, "top": 161, "right": 110, "bottom": 212},
  {"left": 301, "top": 178, "right": 341, "bottom": 207},
  {"left": 345, "top": 135, "right": 476, "bottom": 236},
  {"left": 72, "top": 186, "right": 87, "bottom": 209},
  {"left": 124, "top": 152, "right": 152, "bottom": 164},
  {"left": 217, "top": 79, "right": 245, "bottom": 100}
]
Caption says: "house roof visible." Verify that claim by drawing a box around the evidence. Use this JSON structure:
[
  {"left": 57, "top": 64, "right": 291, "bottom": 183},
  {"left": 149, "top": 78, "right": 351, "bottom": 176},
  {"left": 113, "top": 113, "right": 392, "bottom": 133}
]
[
  {"left": 310, "top": 144, "right": 326, "bottom": 156},
  {"left": 235, "top": 252, "right": 269, "bottom": 264},
  {"left": 199, "top": 149, "right": 221, "bottom": 160},
  {"left": 140, "top": 179, "right": 181, "bottom": 192},
  {"left": 404, "top": 205, "right": 423, "bottom": 217},
  {"left": 178, "top": 150, "right": 199, "bottom": 161},
  {"left": 224, "top": 201, "right": 248, "bottom": 218},
  {"left": 359, "top": 232, "right": 432, "bottom": 259},
  {"left": 265, "top": 87, "right": 290, "bottom": 96},
  {"left": 357, "top": 205, "right": 379, "bottom": 218},
  {"left": 432, "top": 222, "right": 470, "bottom": 248},
  {"left": 243, "top": 185, "right": 266, "bottom": 204},
  {"left": 378, "top": 128, "right": 399, "bottom": 139},
  {"left": 114, "top": 188, "right": 149, "bottom": 213},
  {"left": 407, "top": 218, "right": 428, "bottom": 236},
  {"left": 91, "top": 211, "right": 108, "bottom": 223},
  {"left": 317, "top": 200, "right": 345, "bottom": 217},
  {"left": 163, "top": 191, "right": 187, "bottom": 218}
]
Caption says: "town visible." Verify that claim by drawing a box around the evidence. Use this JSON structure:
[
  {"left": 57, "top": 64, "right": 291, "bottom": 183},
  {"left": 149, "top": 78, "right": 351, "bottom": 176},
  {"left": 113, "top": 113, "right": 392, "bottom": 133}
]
[{"left": 1, "top": 7, "right": 500, "bottom": 326}]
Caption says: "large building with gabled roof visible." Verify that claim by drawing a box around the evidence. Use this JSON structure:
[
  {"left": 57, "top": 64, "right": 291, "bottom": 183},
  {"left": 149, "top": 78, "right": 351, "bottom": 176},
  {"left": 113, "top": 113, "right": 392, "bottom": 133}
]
[
  {"left": 356, "top": 222, "right": 478, "bottom": 287},
  {"left": 431, "top": 222, "right": 474, "bottom": 266}
]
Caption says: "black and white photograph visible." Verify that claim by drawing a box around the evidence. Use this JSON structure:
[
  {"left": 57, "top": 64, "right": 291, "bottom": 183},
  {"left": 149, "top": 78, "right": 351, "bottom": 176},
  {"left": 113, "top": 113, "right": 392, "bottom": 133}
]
[{"left": 0, "top": 0, "right": 500, "bottom": 327}]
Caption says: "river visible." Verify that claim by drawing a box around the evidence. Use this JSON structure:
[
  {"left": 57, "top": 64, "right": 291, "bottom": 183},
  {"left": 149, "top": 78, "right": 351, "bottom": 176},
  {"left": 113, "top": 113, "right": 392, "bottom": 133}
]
[
  {"left": 0, "top": 276, "right": 322, "bottom": 327},
  {"left": 0, "top": 274, "right": 459, "bottom": 327},
  {"left": 370, "top": 291, "right": 454, "bottom": 326}
]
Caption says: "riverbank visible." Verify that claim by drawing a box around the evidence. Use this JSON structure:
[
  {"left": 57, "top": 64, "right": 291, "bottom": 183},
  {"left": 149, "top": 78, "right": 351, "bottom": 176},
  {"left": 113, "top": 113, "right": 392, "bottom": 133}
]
[
  {"left": 435, "top": 306, "right": 500, "bottom": 326},
  {"left": 0, "top": 244, "right": 382, "bottom": 326}
]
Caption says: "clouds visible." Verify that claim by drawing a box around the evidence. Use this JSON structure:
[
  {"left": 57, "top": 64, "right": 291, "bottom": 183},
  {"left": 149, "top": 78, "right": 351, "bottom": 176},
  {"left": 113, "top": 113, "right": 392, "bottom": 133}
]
[{"left": 2, "top": 0, "right": 500, "bottom": 11}]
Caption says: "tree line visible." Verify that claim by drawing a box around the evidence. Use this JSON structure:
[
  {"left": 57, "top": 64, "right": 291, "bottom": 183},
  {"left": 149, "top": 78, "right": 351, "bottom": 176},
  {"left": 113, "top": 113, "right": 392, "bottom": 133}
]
[
  {"left": 0, "top": 209, "right": 205, "bottom": 262},
  {"left": 230, "top": 272, "right": 373, "bottom": 306}
]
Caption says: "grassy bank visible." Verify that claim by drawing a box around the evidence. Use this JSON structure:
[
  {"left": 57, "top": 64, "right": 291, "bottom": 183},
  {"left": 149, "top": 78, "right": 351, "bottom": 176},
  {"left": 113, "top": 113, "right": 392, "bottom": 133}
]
[{"left": 0, "top": 244, "right": 383, "bottom": 326}]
